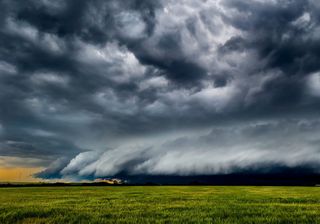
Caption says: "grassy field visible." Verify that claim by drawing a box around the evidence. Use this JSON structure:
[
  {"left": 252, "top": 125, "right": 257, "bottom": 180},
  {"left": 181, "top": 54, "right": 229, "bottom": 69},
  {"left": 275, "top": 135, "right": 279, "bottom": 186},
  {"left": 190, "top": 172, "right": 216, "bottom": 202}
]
[{"left": 0, "top": 186, "right": 320, "bottom": 223}]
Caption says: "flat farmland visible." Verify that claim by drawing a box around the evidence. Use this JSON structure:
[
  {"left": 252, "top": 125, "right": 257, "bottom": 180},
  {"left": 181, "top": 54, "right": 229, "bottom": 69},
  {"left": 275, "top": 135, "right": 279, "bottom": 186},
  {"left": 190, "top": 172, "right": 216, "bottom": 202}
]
[{"left": 0, "top": 186, "right": 320, "bottom": 223}]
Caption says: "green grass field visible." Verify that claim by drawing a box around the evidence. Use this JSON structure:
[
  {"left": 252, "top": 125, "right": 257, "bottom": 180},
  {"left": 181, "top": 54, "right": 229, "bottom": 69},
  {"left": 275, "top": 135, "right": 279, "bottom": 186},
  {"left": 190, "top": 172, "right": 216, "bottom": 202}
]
[{"left": 0, "top": 186, "right": 320, "bottom": 223}]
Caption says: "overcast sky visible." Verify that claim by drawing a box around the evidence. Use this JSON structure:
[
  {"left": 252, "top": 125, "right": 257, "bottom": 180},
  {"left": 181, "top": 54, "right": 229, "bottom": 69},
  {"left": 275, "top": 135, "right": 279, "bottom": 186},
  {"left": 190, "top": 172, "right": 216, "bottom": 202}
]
[{"left": 1, "top": 0, "right": 320, "bottom": 180}]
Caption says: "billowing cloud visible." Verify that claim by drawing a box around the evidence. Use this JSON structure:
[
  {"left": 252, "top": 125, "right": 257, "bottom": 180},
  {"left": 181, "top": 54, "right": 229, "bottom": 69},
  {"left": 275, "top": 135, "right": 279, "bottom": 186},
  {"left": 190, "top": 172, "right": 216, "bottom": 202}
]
[
  {"left": 36, "top": 119, "right": 320, "bottom": 179},
  {"left": 0, "top": 0, "right": 320, "bottom": 180}
]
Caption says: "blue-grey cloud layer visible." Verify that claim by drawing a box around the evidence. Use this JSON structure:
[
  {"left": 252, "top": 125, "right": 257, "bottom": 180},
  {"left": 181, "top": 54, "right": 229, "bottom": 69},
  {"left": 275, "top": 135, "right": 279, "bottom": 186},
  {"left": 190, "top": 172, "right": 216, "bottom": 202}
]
[{"left": 0, "top": 0, "right": 320, "bottom": 179}]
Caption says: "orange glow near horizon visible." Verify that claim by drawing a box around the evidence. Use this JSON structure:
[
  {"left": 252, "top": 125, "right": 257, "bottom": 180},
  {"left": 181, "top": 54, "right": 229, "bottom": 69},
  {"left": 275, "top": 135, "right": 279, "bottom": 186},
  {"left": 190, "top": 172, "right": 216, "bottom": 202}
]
[{"left": 0, "top": 167, "right": 43, "bottom": 182}]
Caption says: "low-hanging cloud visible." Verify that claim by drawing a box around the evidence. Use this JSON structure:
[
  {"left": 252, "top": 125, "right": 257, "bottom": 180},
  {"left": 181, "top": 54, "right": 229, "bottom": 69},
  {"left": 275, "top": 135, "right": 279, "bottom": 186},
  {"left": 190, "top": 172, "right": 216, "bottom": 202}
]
[{"left": 36, "top": 119, "right": 320, "bottom": 179}]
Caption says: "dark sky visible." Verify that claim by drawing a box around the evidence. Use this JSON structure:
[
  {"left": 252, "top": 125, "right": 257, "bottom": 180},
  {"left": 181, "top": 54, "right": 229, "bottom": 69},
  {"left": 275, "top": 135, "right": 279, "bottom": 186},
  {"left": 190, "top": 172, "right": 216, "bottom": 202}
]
[{"left": 0, "top": 0, "right": 320, "bottom": 180}]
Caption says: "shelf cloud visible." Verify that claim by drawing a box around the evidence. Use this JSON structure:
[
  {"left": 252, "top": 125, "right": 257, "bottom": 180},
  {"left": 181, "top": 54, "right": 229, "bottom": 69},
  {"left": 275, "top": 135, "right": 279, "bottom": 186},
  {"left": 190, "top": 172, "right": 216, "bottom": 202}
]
[{"left": 0, "top": 0, "right": 320, "bottom": 180}]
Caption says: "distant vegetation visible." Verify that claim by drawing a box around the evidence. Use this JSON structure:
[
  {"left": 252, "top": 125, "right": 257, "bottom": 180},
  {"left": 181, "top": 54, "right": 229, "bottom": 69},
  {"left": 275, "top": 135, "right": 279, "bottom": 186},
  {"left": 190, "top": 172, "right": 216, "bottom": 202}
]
[
  {"left": 0, "top": 179, "right": 126, "bottom": 188},
  {"left": 0, "top": 186, "right": 320, "bottom": 223}
]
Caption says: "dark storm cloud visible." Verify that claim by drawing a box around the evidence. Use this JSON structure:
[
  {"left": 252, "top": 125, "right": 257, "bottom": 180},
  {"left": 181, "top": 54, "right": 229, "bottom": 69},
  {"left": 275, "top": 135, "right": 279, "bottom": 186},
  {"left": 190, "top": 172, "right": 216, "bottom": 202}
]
[
  {"left": 218, "top": 0, "right": 320, "bottom": 108},
  {"left": 0, "top": 0, "right": 320, "bottom": 179}
]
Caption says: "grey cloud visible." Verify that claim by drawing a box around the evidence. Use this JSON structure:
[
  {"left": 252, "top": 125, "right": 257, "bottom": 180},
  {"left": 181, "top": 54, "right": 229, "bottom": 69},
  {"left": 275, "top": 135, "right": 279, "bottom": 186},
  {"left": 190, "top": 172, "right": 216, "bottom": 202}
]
[
  {"left": 0, "top": 0, "right": 320, "bottom": 179},
  {"left": 35, "top": 157, "right": 72, "bottom": 179}
]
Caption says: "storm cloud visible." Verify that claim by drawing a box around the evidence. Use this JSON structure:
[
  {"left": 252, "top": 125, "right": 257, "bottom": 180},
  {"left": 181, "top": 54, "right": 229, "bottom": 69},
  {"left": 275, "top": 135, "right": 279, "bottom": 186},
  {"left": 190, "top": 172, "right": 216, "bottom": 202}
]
[{"left": 0, "top": 0, "right": 320, "bottom": 180}]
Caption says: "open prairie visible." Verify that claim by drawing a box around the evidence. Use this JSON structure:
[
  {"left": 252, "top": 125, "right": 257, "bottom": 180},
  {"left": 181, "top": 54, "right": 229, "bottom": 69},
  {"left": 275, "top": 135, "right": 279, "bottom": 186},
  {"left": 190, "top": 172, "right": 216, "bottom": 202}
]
[{"left": 0, "top": 186, "right": 320, "bottom": 223}]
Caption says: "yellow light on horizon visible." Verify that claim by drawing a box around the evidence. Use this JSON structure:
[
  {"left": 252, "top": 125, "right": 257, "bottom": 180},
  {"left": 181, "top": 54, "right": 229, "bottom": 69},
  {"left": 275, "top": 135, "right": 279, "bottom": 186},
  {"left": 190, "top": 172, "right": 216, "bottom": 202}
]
[{"left": 0, "top": 167, "right": 43, "bottom": 182}]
